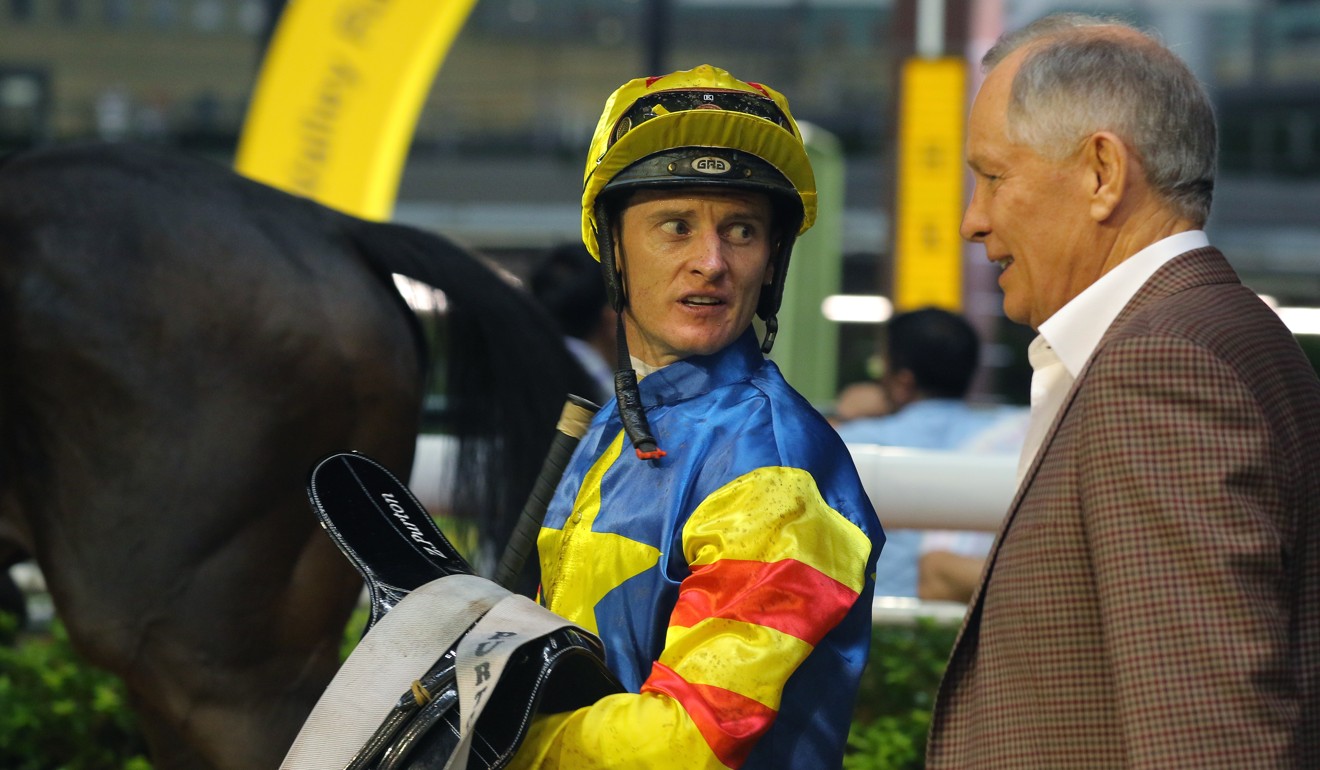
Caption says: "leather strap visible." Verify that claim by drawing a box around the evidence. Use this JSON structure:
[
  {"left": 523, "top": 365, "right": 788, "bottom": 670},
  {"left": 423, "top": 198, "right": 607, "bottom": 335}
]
[
  {"left": 445, "top": 594, "right": 582, "bottom": 769},
  {"left": 280, "top": 574, "right": 506, "bottom": 770}
]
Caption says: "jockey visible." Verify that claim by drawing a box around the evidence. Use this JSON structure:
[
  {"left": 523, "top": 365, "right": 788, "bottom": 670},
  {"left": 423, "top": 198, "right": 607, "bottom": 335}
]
[{"left": 510, "top": 65, "right": 886, "bottom": 769}]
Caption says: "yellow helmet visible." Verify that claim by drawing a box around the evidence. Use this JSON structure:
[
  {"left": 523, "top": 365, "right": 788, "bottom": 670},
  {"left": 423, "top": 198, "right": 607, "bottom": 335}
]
[
  {"left": 580, "top": 64, "right": 817, "bottom": 262},
  {"left": 580, "top": 65, "right": 816, "bottom": 461}
]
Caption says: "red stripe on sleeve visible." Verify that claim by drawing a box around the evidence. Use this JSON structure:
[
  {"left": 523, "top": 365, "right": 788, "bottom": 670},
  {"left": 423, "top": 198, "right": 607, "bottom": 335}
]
[
  {"left": 641, "top": 661, "right": 777, "bottom": 769},
  {"left": 669, "top": 558, "right": 859, "bottom": 645}
]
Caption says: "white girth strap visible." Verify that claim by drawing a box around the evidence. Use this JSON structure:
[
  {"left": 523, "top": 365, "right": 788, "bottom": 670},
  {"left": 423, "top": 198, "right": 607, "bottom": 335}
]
[{"left": 279, "top": 573, "right": 578, "bottom": 770}]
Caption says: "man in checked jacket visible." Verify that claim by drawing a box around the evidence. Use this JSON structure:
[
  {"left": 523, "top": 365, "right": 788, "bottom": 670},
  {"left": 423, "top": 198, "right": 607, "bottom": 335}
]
[{"left": 927, "top": 13, "right": 1320, "bottom": 769}]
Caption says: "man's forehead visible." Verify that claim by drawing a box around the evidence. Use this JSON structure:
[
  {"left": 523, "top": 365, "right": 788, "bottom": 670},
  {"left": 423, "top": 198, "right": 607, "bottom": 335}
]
[
  {"left": 625, "top": 186, "right": 772, "bottom": 211},
  {"left": 965, "top": 55, "right": 1021, "bottom": 160},
  {"left": 974, "top": 55, "right": 1018, "bottom": 114}
]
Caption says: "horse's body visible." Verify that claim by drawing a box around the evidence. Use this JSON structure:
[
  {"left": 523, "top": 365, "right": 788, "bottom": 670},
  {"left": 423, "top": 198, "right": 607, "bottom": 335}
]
[{"left": 0, "top": 143, "right": 592, "bottom": 769}]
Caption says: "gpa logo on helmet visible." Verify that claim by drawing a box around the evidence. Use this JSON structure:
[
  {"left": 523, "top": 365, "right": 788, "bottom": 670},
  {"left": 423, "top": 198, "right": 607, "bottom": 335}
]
[{"left": 691, "top": 156, "right": 731, "bottom": 175}]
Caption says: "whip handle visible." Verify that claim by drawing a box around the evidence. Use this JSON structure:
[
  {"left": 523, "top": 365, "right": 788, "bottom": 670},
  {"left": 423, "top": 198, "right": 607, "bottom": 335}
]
[{"left": 494, "top": 395, "right": 598, "bottom": 590}]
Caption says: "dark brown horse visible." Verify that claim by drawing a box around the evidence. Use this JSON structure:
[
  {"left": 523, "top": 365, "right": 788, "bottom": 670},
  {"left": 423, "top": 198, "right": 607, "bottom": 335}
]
[{"left": 0, "top": 143, "right": 593, "bottom": 770}]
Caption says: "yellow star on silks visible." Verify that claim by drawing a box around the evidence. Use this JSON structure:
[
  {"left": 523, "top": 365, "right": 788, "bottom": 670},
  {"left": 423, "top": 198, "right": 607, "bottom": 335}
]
[{"left": 538, "top": 430, "right": 660, "bottom": 635}]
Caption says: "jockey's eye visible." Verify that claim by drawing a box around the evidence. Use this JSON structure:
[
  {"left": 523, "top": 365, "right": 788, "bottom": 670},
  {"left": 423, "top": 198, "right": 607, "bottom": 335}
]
[
  {"left": 660, "top": 219, "right": 691, "bottom": 237},
  {"left": 726, "top": 223, "right": 756, "bottom": 244}
]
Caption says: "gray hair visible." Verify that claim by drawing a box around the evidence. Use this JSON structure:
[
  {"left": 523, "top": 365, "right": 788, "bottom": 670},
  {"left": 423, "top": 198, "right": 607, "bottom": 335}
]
[{"left": 983, "top": 13, "right": 1217, "bottom": 226}]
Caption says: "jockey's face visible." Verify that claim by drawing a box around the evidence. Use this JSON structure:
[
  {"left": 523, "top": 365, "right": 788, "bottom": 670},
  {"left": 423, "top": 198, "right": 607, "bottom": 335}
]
[{"left": 614, "top": 187, "right": 774, "bottom": 367}]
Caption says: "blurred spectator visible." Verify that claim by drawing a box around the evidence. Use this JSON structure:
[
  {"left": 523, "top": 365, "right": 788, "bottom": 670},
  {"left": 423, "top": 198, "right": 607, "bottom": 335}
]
[
  {"left": 836, "top": 307, "right": 1025, "bottom": 599},
  {"left": 528, "top": 242, "right": 616, "bottom": 404},
  {"left": 828, "top": 379, "right": 890, "bottom": 427},
  {"left": 916, "top": 406, "right": 1030, "bottom": 602}
]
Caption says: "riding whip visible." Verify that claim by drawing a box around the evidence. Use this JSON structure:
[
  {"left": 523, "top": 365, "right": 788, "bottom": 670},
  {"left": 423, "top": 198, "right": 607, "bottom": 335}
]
[{"left": 493, "top": 394, "right": 599, "bottom": 590}]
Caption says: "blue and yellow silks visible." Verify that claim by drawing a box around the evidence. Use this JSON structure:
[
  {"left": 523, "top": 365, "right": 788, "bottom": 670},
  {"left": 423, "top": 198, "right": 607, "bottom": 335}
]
[{"left": 514, "top": 331, "right": 885, "bottom": 769}]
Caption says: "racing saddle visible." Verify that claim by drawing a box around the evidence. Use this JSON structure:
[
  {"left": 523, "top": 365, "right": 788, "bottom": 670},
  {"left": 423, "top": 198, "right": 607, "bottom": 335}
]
[{"left": 280, "top": 451, "right": 621, "bottom": 770}]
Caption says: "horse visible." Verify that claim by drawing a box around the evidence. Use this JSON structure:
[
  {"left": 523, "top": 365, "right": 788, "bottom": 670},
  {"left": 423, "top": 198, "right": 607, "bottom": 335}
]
[{"left": 0, "top": 142, "right": 596, "bottom": 770}]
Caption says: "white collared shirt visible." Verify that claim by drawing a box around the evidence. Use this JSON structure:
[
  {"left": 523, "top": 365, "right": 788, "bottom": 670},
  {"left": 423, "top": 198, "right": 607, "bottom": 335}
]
[
  {"left": 1038, "top": 230, "right": 1210, "bottom": 377},
  {"left": 1016, "top": 230, "right": 1210, "bottom": 484}
]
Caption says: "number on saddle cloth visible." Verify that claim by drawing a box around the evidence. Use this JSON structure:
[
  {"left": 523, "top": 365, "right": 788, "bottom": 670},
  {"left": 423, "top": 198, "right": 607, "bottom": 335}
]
[{"left": 282, "top": 452, "right": 621, "bottom": 770}]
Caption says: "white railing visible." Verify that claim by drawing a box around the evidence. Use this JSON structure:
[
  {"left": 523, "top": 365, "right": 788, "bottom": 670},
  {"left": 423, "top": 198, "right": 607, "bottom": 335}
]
[
  {"left": 872, "top": 595, "right": 969, "bottom": 628},
  {"left": 412, "top": 438, "right": 1016, "bottom": 628},
  {"left": 846, "top": 445, "right": 1015, "bottom": 533},
  {"left": 411, "top": 437, "right": 1018, "bottom": 533},
  {"left": 11, "top": 441, "right": 1016, "bottom": 630}
]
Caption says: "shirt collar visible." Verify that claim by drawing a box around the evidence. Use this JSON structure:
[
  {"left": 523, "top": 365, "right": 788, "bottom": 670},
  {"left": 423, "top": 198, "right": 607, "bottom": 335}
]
[
  {"left": 1038, "top": 230, "right": 1209, "bottom": 376},
  {"left": 636, "top": 330, "right": 764, "bottom": 406},
  {"left": 630, "top": 355, "right": 663, "bottom": 380}
]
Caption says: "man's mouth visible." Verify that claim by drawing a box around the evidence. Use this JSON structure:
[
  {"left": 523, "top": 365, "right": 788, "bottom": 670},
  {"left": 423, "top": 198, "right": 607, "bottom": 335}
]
[
  {"left": 994, "top": 256, "right": 1014, "bottom": 272},
  {"left": 682, "top": 296, "right": 723, "bottom": 306}
]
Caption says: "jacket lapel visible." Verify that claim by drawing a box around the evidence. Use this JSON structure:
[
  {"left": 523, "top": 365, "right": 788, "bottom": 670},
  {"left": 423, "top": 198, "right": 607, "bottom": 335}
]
[
  {"left": 930, "top": 247, "right": 1245, "bottom": 753},
  {"left": 946, "top": 248, "right": 1240, "bottom": 649}
]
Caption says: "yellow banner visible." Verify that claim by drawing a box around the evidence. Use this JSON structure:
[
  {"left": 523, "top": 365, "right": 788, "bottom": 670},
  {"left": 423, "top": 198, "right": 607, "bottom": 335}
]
[
  {"left": 893, "top": 57, "right": 967, "bottom": 312},
  {"left": 235, "top": 0, "right": 478, "bottom": 220}
]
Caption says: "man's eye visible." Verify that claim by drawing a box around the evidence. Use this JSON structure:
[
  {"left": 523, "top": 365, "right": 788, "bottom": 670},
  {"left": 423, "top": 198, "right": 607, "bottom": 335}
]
[
  {"left": 660, "top": 220, "right": 689, "bottom": 236},
  {"left": 728, "top": 223, "right": 754, "bottom": 241}
]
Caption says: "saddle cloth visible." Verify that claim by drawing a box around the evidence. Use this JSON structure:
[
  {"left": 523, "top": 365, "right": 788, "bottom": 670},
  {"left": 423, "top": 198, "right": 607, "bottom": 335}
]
[{"left": 280, "top": 452, "right": 621, "bottom": 770}]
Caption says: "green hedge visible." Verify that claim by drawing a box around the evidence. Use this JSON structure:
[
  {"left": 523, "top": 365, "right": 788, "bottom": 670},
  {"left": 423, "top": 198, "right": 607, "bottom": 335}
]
[
  {"left": 846, "top": 620, "right": 959, "bottom": 769},
  {"left": 1, "top": 611, "right": 956, "bottom": 770},
  {"left": 0, "top": 614, "right": 152, "bottom": 770}
]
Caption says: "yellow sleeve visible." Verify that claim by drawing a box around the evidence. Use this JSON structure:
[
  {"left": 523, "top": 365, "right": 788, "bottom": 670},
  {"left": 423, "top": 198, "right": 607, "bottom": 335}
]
[{"left": 508, "top": 467, "right": 872, "bottom": 769}]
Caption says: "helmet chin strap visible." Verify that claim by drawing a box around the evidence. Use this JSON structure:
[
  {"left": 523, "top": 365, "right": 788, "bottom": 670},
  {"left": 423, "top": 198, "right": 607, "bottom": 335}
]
[
  {"left": 756, "top": 226, "right": 798, "bottom": 355},
  {"left": 596, "top": 200, "right": 666, "bottom": 461},
  {"left": 760, "top": 315, "right": 778, "bottom": 354}
]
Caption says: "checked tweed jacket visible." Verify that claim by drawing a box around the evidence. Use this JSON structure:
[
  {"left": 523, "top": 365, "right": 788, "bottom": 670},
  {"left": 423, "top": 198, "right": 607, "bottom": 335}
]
[{"left": 926, "top": 248, "right": 1320, "bottom": 769}]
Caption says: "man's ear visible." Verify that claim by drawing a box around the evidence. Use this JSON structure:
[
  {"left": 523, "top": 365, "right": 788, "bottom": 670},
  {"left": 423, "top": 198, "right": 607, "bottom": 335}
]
[
  {"left": 1084, "top": 131, "right": 1128, "bottom": 222},
  {"left": 886, "top": 369, "right": 920, "bottom": 409}
]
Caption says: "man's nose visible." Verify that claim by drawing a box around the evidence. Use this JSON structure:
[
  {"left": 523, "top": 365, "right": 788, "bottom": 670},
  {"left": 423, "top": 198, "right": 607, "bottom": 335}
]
[
  {"left": 690, "top": 231, "right": 729, "bottom": 276},
  {"left": 960, "top": 196, "right": 989, "bottom": 243}
]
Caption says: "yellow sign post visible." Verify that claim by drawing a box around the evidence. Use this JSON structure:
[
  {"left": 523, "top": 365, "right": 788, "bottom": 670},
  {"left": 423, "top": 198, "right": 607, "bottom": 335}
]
[
  {"left": 235, "top": 0, "right": 478, "bottom": 220},
  {"left": 893, "top": 56, "right": 966, "bottom": 311}
]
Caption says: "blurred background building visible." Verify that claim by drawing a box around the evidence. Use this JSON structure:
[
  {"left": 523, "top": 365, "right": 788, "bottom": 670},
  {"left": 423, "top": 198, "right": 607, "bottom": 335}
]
[{"left": 3, "top": 0, "right": 1319, "bottom": 406}]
